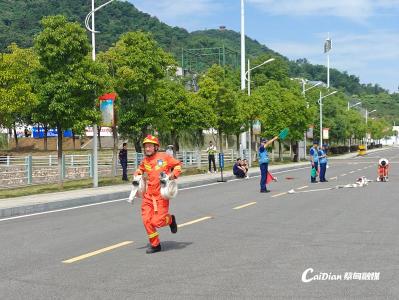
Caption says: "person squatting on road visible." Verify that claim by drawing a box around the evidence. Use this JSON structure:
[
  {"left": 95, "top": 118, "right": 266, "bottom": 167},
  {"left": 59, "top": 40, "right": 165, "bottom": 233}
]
[
  {"left": 233, "top": 158, "right": 247, "bottom": 178},
  {"left": 119, "top": 142, "right": 128, "bottom": 181},
  {"left": 377, "top": 158, "right": 389, "bottom": 182},
  {"left": 318, "top": 144, "right": 328, "bottom": 182},
  {"left": 259, "top": 136, "right": 279, "bottom": 193},
  {"left": 133, "top": 135, "right": 182, "bottom": 254},
  {"left": 309, "top": 141, "right": 319, "bottom": 183}
]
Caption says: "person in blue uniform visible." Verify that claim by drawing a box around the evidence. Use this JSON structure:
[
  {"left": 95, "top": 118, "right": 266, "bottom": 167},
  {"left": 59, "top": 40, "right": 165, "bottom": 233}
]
[
  {"left": 119, "top": 142, "right": 128, "bottom": 181},
  {"left": 318, "top": 144, "right": 328, "bottom": 182},
  {"left": 259, "top": 136, "right": 279, "bottom": 193},
  {"left": 309, "top": 141, "right": 319, "bottom": 183}
]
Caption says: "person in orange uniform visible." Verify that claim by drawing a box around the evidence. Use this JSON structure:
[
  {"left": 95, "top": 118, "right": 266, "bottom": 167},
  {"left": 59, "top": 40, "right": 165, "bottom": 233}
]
[{"left": 134, "top": 135, "right": 182, "bottom": 254}]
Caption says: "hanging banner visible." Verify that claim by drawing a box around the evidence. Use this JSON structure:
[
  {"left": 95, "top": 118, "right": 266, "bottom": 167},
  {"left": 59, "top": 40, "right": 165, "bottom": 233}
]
[
  {"left": 99, "top": 93, "right": 116, "bottom": 127},
  {"left": 323, "top": 128, "right": 330, "bottom": 140},
  {"left": 253, "top": 120, "right": 261, "bottom": 135}
]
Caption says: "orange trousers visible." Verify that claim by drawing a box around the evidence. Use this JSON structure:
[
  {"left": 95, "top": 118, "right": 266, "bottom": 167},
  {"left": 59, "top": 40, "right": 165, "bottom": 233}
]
[{"left": 141, "top": 197, "right": 172, "bottom": 247}]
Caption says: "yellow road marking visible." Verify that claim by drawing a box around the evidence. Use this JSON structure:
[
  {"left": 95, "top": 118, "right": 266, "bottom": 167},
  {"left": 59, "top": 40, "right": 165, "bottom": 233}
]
[
  {"left": 297, "top": 185, "right": 308, "bottom": 190},
  {"left": 178, "top": 216, "right": 212, "bottom": 228},
  {"left": 272, "top": 192, "right": 287, "bottom": 198},
  {"left": 233, "top": 202, "right": 257, "bottom": 210},
  {"left": 63, "top": 241, "right": 133, "bottom": 264}
]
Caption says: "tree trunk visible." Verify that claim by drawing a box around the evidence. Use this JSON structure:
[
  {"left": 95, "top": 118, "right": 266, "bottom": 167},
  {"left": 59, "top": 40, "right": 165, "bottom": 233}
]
[
  {"left": 293, "top": 141, "right": 299, "bottom": 162},
  {"left": 278, "top": 141, "right": 283, "bottom": 161},
  {"left": 97, "top": 126, "right": 102, "bottom": 149},
  {"left": 13, "top": 123, "right": 18, "bottom": 149},
  {"left": 271, "top": 141, "right": 275, "bottom": 162},
  {"left": 134, "top": 137, "right": 142, "bottom": 153},
  {"left": 44, "top": 125, "right": 48, "bottom": 151},
  {"left": 171, "top": 130, "right": 179, "bottom": 156},
  {"left": 57, "top": 123, "right": 63, "bottom": 188},
  {"left": 236, "top": 133, "right": 240, "bottom": 152},
  {"left": 72, "top": 130, "right": 76, "bottom": 150}
]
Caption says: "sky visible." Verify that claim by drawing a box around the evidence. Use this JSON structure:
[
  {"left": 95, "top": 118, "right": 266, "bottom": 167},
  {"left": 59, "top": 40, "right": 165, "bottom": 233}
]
[{"left": 128, "top": 0, "right": 399, "bottom": 93}]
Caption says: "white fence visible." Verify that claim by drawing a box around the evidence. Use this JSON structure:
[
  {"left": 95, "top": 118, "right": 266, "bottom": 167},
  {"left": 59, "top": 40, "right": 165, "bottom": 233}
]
[
  {"left": 0, "top": 150, "right": 240, "bottom": 189},
  {"left": 0, "top": 149, "right": 296, "bottom": 189}
]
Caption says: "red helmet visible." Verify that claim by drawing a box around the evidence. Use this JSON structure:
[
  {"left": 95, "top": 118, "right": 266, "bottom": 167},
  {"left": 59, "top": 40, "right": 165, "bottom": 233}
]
[{"left": 143, "top": 135, "right": 160, "bottom": 146}]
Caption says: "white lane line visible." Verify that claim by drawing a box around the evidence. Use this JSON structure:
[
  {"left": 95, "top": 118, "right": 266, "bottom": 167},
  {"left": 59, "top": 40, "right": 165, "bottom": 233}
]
[
  {"left": 341, "top": 174, "right": 347, "bottom": 177},
  {"left": 178, "top": 216, "right": 212, "bottom": 228},
  {"left": 291, "top": 187, "right": 334, "bottom": 194},
  {"left": 357, "top": 169, "right": 362, "bottom": 171},
  {"left": 297, "top": 186, "right": 308, "bottom": 190},
  {"left": 329, "top": 176, "right": 338, "bottom": 180},
  {"left": 233, "top": 202, "right": 257, "bottom": 210},
  {"left": 0, "top": 198, "right": 129, "bottom": 222},
  {"left": 349, "top": 171, "right": 355, "bottom": 174},
  {"left": 63, "top": 241, "right": 133, "bottom": 264}
]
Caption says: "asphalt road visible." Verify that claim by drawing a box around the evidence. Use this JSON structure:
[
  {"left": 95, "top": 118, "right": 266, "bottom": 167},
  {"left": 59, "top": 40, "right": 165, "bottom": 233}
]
[{"left": 1, "top": 147, "right": 398, "bottom": 299}]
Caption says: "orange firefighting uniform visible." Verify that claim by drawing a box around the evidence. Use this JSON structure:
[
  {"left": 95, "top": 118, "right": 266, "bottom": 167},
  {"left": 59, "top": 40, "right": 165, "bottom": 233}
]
[
  {"left": 378, "top": 164, "right": 389, "bottom": 178},
  {"left": 134, "top": 152, "right": 182, "bottom": 247}
]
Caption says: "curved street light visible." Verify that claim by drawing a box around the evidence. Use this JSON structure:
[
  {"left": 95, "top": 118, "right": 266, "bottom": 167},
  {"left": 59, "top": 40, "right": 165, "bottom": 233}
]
[
  {"left": 318, "top": 90, "right": 337, "bottom": 146},
  {"left": 85, "top": 0, "right": 115, "bottom": 187},
  {"left": 245, "top": 58, "right": 275, "bottom": 166}
]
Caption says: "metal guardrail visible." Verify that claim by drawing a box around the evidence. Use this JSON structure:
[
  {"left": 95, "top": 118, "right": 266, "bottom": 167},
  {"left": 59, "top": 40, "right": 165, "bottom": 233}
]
[{"left": 0, "top": 149, "right": 294, "bottom": 189}]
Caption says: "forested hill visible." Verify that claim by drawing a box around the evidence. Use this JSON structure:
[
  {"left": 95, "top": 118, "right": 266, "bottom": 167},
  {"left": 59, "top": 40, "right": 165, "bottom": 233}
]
[{"left": 0, "top": 0, "right": 391, "bottom": 96}]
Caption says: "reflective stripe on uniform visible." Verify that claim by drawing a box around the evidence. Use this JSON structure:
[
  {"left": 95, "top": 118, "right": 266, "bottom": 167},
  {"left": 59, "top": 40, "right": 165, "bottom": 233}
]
[
  {"left": 144, "top": 163, "right": 152, "bottom": 171},
  {"left": 174, "top": 166, "right": 182, "bottom": 170},
  {"left": 148, "top": 232, "right": 159, "bottom": 239}
]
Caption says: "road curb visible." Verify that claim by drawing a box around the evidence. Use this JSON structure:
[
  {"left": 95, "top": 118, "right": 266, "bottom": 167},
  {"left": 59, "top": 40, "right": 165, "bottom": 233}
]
[{"left": 0, "top": 163, "right": 308, "bottom": 219}]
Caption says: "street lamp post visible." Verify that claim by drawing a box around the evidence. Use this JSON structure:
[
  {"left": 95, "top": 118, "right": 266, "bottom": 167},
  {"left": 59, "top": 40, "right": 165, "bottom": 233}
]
[
  {"left": 245, "top": 58, "right": 275, "bottom": 166},
  {"left": 365, "top": 109, "right": 376, "bottom": 150},
  {"left": 347, "top": 101, "right": 362, "bottom": 152},
  {"left": 301, "top": 80, "right": 321, "bottom": 159},
  {"left": 318, "top": 90, "right": 337, "bottom": 146},
  {"left": 85, "top": 0, "right": 115, "bottom": 188},
  {"left": 240, "top": 0, "right": 246, "bottom": 91}
]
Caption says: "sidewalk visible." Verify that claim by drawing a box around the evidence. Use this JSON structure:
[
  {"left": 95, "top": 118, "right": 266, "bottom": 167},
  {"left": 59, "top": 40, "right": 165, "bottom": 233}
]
[{"left": 0, "top": 146, "right": 393, "bottom": 219}]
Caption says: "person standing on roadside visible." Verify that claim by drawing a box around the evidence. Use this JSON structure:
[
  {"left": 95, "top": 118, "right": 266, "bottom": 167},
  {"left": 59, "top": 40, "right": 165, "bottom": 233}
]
[
  {"left": 318, "top": 144, "right": 328, "bottom": 182},
  {"left": 309, "top": 141, "right": 319, "bottom": 183},
  {"left": 206, "top": 141, "right": 217, "bottom": 173},
  {"left": 259, "top": 136, "right": 279, "bottom": 193},
  {"left": 119, "top": 142, "right": 128, "bottom": 181}
]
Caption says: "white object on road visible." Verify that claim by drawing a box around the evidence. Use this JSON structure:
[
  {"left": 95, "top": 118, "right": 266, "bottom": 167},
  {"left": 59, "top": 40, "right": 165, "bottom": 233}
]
[{"left": 288, "top": 189, "right": 295, "bottom": 194}]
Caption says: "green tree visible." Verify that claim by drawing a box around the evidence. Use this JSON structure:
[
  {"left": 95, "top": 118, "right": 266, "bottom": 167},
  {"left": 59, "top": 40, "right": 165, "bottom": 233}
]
[
  {"left": 197, "top": 65, "right": 241, "bottom": 153},
  {"left": 149, "top": 78, "right": 215, "bottom": 152},
  {"left": 99, "top": 31, "right": 174, "bottom": 152},
  {"left": 0, "top": 43, "right": 39, "bottom": 147},
  {"left": 34, "top": 15, "right": 111, "bottom": 184}
]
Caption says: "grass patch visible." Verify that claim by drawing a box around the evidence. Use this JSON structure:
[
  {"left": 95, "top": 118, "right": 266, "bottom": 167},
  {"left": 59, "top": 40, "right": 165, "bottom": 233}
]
[{"left": 0, "top": 177, "right": 128, "bottom": 199}]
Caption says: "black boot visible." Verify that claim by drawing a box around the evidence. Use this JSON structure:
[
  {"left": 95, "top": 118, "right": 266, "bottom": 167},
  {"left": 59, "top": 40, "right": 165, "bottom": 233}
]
[
  {"left": 146, "top": 244, "right": 162, "bottom": 254},
  {"left": 169, "top": 215, "right": 178, "bottom": 234}
]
